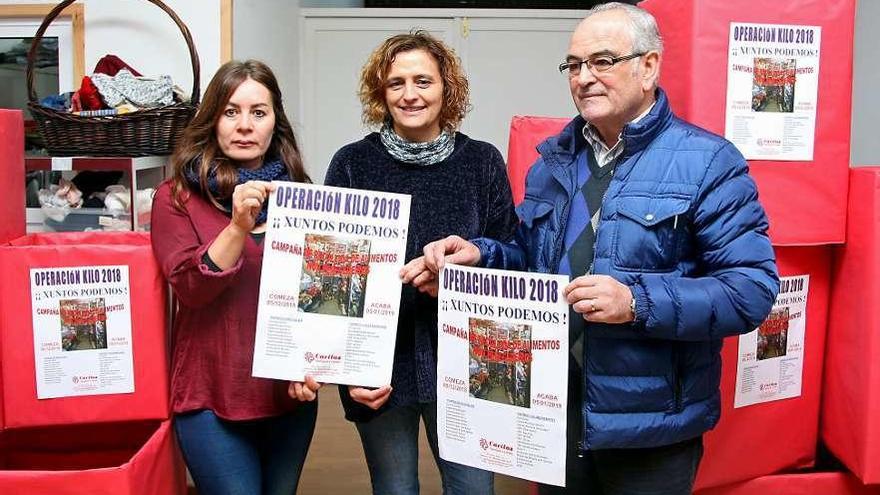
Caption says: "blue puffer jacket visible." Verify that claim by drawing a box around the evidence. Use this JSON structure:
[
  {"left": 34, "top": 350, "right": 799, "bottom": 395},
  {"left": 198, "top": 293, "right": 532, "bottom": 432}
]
[{"left": 472, "top": 89, "right": 779, "bottom": 450}]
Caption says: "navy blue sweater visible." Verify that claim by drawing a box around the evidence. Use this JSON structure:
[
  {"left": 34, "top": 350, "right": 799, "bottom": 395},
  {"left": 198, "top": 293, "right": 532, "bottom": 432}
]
[{"left": 325, "top": 132, "right": 518, "bottom": 422}]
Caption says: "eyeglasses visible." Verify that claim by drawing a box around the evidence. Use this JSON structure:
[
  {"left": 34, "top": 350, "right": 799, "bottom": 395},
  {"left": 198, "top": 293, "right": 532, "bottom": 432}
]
[{"left": 558, "top": 52, "right": 645, "bottom": 77}]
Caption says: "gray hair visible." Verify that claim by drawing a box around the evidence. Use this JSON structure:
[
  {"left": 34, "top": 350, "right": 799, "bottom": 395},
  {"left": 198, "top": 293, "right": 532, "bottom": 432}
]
[{"left": 585, "top": 2, "right": 664, "bottom": 54}]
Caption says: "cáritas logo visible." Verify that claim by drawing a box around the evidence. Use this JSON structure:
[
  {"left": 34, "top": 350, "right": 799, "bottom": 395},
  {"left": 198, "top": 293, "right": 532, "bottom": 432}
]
[
  {"left": 479, "top": 437, "right": 513, "bottom": 453},
  {"left": 304, "top": 351, "right": 341, "bottom": 364}
]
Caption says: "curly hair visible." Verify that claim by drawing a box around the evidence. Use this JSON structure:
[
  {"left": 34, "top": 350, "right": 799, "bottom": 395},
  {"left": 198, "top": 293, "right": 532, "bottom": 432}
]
[
  {"left": 169, "top": 59, "right": 310, "bottom": 210},
  {"left": 359, "top": 30, "right": 470, "bottom": 132}
]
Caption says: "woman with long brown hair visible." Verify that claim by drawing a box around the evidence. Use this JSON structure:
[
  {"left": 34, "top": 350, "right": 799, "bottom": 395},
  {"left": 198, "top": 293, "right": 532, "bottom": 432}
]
[{"left": 151, "top": 59, "right": 317, "bottom": 495}]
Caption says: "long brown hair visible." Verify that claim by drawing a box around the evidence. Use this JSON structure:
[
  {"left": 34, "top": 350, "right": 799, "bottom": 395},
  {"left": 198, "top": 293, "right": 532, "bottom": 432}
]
[
  {"left": 359, "top": 30, "right": 470, "bottom": 132},
  {"left": 170, "top": 59, "right": 310, "bottom": 209}
]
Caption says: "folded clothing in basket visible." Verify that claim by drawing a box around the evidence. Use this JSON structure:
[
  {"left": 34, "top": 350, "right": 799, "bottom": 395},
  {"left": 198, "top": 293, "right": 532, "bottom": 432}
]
[{"left": 91, "top": 69, "right": 174, "bottom": 108}]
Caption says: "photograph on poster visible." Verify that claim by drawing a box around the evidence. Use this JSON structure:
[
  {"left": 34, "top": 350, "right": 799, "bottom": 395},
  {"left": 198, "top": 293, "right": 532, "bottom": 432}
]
[
  {"left": 298, "top": 234, "right": 371, "bottom": 318},
  {"left": 59, "top": 298, "right": 108, "bottom": 352},
  {"left": 757, "top": 306, "right": 789, "bottom": 360},
  {"left": 751, "top": 58, "right": 796, "bottom": 113},
  {"left": 467, "top": 318, "right": 532, "bottom": 408}
]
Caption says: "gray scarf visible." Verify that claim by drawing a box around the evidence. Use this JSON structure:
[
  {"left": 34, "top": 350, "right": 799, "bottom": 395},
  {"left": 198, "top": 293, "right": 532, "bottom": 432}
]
[{"left": 379, "top": 123, "right": 455, "bottom": 166}]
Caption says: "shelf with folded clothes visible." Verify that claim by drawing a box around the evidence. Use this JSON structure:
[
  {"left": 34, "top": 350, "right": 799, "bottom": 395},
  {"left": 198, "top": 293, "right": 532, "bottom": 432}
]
[{"left": 25, "top": 155, "right": 166, "bottom": 233}]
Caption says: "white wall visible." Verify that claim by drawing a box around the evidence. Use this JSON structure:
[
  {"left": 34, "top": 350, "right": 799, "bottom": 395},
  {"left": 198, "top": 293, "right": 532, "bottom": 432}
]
[
  {"left": 232, "top": 0, "right": 302, "bottom": 141},
  {"left": 0, "top": 0, "right": 222, "bottom": 99},
  {"left": 851, "top": 0, "right": 878, "bottom": 167}
]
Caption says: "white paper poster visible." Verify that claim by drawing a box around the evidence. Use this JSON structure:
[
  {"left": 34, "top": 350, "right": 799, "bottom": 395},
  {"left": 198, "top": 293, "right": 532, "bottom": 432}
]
[
  {"left": 735, "top": 274, "right": 809, "bottom": 408},
  {"left": 253, "top": 182, "right": 410, "bottom": 387},
  {"left": 724, "top": 22, "right": 821, "bottom": 161},
  {"left": 437, "top": 264, "right": 568, "bottom": 486},
  {"left": 30, "top": 265, "right": 134, "bottom": 399}
]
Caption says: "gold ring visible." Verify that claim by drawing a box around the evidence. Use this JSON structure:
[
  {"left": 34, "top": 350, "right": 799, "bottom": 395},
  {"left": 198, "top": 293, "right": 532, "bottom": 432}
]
[{"left": 590, "top": 301, "right": 597, "bottom": 312}]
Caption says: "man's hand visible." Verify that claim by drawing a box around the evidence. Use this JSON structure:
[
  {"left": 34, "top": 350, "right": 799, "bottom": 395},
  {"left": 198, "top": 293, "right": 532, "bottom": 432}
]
[
  {"left": 349, "top": 385, "right": 393, "bottom": 410},
  {"left": 564, "top": 275, "right": 635, "bottom": 324},
  {"left": 288, "top": 375, "right": 322, "bottom": 402},
  {"left": 422, "top": 235, "right": 481, "bottom": 273}
]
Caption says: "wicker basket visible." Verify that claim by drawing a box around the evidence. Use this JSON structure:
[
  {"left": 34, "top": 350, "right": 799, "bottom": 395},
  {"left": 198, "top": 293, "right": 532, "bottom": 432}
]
[{"left": 26, "top": 0, "right": 201, "bottom": 157}]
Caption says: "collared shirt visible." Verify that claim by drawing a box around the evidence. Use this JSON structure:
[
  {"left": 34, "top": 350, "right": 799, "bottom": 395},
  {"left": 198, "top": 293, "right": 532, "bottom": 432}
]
[{"left": 582, "top": 101, "right": 656, "bottom": 168}]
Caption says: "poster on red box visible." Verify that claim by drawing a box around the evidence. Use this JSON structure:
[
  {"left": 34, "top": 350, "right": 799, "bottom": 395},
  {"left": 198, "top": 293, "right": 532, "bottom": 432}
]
[
  {"left": 30, "top": 265, "right": 133, "bottom": 399},
  {"left": 725, "top": 23, "right": 821, "bottom": 161},
  {"left": 252, "top": 182, "right": 410, "bottom": 387},
  {"left": 734, "top": 274, "right": 808, "bottom": 408},
  {"left": 437, "top": 264, "right": 568, "bottom": 487}
]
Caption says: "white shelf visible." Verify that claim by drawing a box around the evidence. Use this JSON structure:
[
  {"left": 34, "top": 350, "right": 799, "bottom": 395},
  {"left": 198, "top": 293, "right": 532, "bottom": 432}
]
[{"left": 25, "top": 155, "right": 167, "bottom": 233}]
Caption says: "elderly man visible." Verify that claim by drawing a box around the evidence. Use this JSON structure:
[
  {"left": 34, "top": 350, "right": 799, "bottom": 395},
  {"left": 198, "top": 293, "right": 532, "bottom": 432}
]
[{"left": 403, "top": 2, "right": 779, "bottom": 494}]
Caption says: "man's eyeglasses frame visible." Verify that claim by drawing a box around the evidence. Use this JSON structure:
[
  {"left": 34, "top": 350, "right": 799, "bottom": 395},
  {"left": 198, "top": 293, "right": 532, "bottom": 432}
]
[{"left": 558, "top": 52, "right": 646, "bottom": 77}]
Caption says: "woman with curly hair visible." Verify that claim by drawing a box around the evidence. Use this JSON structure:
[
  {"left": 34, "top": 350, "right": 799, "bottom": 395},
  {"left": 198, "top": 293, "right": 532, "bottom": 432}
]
[{"left": 322, "top": 31, "right": 517, "bottom": 494}]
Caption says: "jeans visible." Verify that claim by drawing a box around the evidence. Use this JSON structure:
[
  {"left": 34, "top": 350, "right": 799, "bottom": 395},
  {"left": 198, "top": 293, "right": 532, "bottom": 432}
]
[
  {"left": 539, "top": 357, "right": 703, "bottom": 495},
  {"left": 355, "top": 400, "right": 494, "bottom": 495},
  {"left": 174, "top": 403, "right": 318, "bottom": 495}
]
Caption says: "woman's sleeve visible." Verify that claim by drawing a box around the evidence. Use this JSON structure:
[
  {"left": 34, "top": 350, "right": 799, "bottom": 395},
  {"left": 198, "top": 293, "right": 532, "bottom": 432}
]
[
  {"left": 150, "top": 183, "right": 244, "bottom": 309},
  {"left": 482, "top": 145, "right": 519, "bottom": 243},
  {"left": 324, "top": 148, "right": 352, "bottom": 188}
]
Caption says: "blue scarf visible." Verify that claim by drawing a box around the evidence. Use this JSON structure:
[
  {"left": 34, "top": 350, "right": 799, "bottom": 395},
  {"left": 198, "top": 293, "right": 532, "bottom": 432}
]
[{"left": 184, "top": 157, "right": 290, "bottom": 225}]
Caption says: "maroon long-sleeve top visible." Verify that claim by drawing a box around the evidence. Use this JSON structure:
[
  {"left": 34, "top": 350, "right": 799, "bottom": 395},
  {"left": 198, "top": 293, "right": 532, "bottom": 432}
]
[{"left": 151, "top": 181, "right": 299, "bottom": 420}]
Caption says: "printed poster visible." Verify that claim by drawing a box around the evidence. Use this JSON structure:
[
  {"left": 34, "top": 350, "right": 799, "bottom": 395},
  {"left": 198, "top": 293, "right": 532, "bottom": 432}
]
[
  {"left": 253, "top": 182, "right": 410, "bottom": 387},
  {"left": 30, "top": 265, "right": 134, "bottom": 399},
  {"left": 735, "top": 274, "right": 809, "bottom": 408},
  {"left": 724, "top": 22, "right": 821, "bottom": 161},
  {"left": 437, "top": 264, "right": 568, "bottom": 486}
]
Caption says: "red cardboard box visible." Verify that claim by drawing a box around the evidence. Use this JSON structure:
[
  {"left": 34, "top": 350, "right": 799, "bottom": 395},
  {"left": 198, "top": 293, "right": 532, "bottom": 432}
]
[
  {"left": 0, "top": 232, "right": 169, "bottom": 428},
  {"left": 696, "top": 472, "right": 880, "bottom": 495},
  {"left": 506, "top": 116, "right": 568, "bottom": 205},
  {"left": 695, "top": 246, "right": 831, "bottom": 489},
  {"left": 0, "top": 420, "right": 186, "bottom": 495},
  {"left": 641, "top": 0, "right": 856, "bottom": 244},
  {"left": 822, "top": 167, "right": 880, "bottom": 485},
  {"left": 0, "top": 110, "right": 25, "bottom": 244}
]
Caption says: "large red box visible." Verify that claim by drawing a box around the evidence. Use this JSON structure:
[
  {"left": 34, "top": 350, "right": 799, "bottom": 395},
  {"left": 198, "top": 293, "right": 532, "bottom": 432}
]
[
  {"left": 696, "top": 472, "right": 880, "bottom": 495},
  {"left": 822, "top": 167, "right": 880, "bottom": 485},
  {"left": 0, "top": 232, "right": 169, "bottom": 428},
  {"left": 0, "top": 110, "right": 26, "bottom": 245},
  {"left": 641, "top": 0, "right": 856, "bottom": 245},
  {"left": 506, "top": 116, "right": 568, "bottom": 205},
  {"left": 0, "top": 420, "right": 186, "bottom": 495},
  {"left": 695, "top": 246, "right": 831, "bottom": 490}
]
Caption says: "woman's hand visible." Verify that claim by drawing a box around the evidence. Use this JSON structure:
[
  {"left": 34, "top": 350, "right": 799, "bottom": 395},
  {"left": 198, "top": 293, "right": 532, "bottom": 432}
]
[
  {"left": 206, "top": 180, "right": 276, "bottom": 270},
  {"left": 288, "top": 375, "right": 323, "bottom": 402},
  {"left": 400, "top": 256, "right": 439, "bottom": 297},
  {"left": 230, "top": 180, "right": 275, "bottom": 234},
  {"left": 348, "top": 385, "right": 392, "bottom": 410},
  {"left": 421, "top": 235, "right": 481, "bottom": 273}
]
